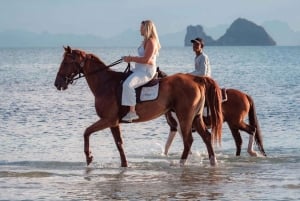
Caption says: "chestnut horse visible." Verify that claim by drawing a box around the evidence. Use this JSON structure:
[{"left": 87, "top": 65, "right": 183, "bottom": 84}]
[
  {"left": 54, "top": 46, "right": 223, "bottom": 167},
  {"left": 164, "top": 89, "right": 267, "bottom": 157}
]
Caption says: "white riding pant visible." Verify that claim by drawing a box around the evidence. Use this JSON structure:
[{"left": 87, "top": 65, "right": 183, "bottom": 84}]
[{"left": 122, "top": 64, "right": 156, "bottom": 106}]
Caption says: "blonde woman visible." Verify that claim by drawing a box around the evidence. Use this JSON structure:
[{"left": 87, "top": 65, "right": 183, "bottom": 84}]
[{"left": 122, "top": 20, "right": 161, "bottom": 122}]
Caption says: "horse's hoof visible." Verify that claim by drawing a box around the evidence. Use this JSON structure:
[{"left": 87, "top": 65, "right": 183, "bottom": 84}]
[
  {"left": 180, "top": 159, "right": 186, "bottom": 166},
  {"left": 86, "top": 155, "right": 93, "bottom": 166},
  {"left": 248, "top": 150, "right": 258, "bottom": 157},
  {"left": 121, "top": 162, "right": 128, "bottom": 167},
  {"left": 210, "top": 156, "right": 218, "bottom": 166}
]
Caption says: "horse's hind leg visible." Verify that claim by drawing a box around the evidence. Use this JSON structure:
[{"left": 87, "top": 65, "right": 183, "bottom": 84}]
[
  {"left": 228, "top": 124, "right": 243, "bottom": 156},
  {"left": 164, "top": 112, "right": 192, "bottom": 156},
  {"left": 229, "top": 121, "right": 258, "bottom": 156},
  {"left": 164, "top": 130, "right": 177, "bottom": 155},
  {"left": 238, "top": 122, "right": 258, "bottom": 156},
  {"left": 193, "top": 115, "right": 217, "bottom": 166},
  {"left": 164, "top": 112, "right": 178, "bottom": 155},
  {"left": 247, "top": 134, "right": 258, "bottom": 157},
  {"left": 110, "top": 126, "right": 128, "bottom": 167}
]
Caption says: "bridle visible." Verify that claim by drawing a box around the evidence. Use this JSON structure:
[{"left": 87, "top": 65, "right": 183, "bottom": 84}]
[{"left": 59, "top": 52, "right": 124, "bottom": 85}]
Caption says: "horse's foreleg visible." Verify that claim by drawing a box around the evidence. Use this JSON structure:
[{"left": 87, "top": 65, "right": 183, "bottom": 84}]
[
  {"left": 84, "top": 130, "right": 93, "bottom": 166},
  {"left": 110, "top": 126, "right": 128, "bottom": 167},
  {"left": 193, "top": 116, "right": 217, "bottom": 166},
  {"left": 84, "top": 119, "right": 111, "bottom": 166}
]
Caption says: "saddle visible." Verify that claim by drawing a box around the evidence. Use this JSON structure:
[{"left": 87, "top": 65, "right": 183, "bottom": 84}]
[
  {"left": 117, "top": 67, "right": 166, "bottom": 105},
  {"left": 136, "top": 76, "right": 159, "bottom": 102}
]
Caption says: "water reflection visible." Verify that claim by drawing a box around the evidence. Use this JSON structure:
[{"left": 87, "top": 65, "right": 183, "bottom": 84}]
[{"left": 82, "top": 163, "right": 228, "bottom": 200}]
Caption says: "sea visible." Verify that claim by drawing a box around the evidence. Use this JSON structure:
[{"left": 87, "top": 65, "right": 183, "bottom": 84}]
[{"left": 0, "top": 46, "right": 299, "bottom": 201}]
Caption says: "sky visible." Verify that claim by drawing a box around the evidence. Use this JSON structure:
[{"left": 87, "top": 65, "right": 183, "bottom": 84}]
[{"left": 1, "top": 0, "right": 300, "bottom": 37}]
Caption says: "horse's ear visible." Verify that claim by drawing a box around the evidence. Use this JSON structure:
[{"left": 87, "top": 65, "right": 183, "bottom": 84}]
[{"left": 63, "top": 46, "right": 71, "bottom": 53}]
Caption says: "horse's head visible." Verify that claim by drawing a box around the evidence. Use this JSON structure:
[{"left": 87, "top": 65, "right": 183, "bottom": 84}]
[{"left": 54, "top": 46, "right": 87, "bottom": 90}]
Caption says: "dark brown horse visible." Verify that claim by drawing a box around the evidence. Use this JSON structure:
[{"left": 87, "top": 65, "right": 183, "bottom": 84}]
[
  {"left": 164, "top": 88, "right": 267, "bottom": 157},
  {"left": 54, "top": 46, "right": 223, "bottom": 167}
]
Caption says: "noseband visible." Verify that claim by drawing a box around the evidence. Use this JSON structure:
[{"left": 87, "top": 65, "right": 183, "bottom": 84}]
[
  {"left": 56, "top": 52, "right": 85, "bottom": 85},
  {"left": 64, "top": 58, "right": 86, "bottom": 84}
]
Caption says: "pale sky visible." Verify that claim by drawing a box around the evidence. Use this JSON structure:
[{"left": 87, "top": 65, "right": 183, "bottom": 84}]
[{"left": 1, "top": 0, "right": 299, "bottom": 37}]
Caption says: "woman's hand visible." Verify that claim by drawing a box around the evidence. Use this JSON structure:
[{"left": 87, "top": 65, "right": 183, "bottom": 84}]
[{"left": 123, "top": 56, "right": 132, "bottom": 63}]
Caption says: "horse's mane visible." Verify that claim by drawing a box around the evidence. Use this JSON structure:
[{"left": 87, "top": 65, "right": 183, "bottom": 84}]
[
  {"left": 86, "top": 52, "right": 124, "bottom": 81},
  {"left": 66, "top": 48, "right": 107, "bottom": 68},
  {"left": 87, "top": 53, "right": 107, "bottom": 67}
]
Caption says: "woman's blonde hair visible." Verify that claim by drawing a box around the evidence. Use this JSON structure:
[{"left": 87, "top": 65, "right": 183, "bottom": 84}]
[{"left": 142, "top": 20, "right": 161, "bottom": 50}]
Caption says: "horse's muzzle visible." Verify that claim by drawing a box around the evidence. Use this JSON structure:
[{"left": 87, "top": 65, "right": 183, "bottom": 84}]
[{"left": 54, "top": 75, "right": 68, "bottom": 90}]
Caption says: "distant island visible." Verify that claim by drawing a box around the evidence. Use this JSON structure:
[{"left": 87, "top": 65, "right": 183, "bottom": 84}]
[
  {"left": 185, "top": 18, "right": 276, "bottom": 46},
  {"left": 2, "top": 18, "right": 300, "bottom": 47}
]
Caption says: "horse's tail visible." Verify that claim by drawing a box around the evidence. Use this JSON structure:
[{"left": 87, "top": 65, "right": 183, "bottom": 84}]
[
  {"left": 247, "top": 95, "right": 267, "bottom": 156},
  {"left": 195, "top": 76, "right": 223, "bottom": 145}
]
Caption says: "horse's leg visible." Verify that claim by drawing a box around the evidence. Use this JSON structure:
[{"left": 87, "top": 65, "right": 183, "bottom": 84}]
[
  {"left": 247, "top": 134, "right": 258, "bottom": 157},
  {"left": 110, "top": 126, "right": 128, "bottom": 167},
  {"left": 164, "top": 112, "right": 178, "bottom": 155},
  {"left": 193, "top": 115, "right": 217, "bottom": 166},
  {"left": 83, "top": 119, "right": 113, "bottom": 166},
  {"left": 176, "top": 114, "right": 193, "bottom": 165},
  {"left": 164, "top": 130, "right": 177, "bottom": 155},
  {"left": 237, "top": 122, "right": 258, "bottom": 156},
  {"left": 179, "top": 127, "right": 193, "bottom": 166},
  {"left": 228, "top": 124, "right": 243, "bottom": 156},
  {"left": 164, "top": 112, "right": 192, "bottom": 156}
]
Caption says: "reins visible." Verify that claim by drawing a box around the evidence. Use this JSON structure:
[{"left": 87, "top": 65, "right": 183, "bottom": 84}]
[
  {"left": 69, "top": 58, "right": 126, "bottom": 83},
  {"left": 107, "top": 59, "right": 123, "bottom": 68}
]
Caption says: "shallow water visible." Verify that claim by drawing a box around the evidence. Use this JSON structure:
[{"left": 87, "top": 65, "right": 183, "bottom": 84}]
[{"left": 0, "top": 46, "right": 299, "bottom": 200}]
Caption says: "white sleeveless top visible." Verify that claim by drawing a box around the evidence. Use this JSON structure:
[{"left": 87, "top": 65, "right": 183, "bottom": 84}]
[{"left": 133, "top": 45, "right": 157, "bottom": 77}]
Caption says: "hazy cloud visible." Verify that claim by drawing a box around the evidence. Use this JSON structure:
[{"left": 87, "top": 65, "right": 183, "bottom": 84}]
[{"left": 0, "top": 0, "right": 299, "bottom": 37}]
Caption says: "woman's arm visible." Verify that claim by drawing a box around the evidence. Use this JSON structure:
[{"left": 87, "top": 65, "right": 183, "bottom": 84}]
[{"left": 124, "top": 38, "right": 156, "bottom": 65}]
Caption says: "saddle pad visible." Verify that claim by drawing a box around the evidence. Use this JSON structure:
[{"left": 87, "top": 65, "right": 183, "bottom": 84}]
[{"left": 140, "top": 83, "right": 159, "bottom": 101}]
